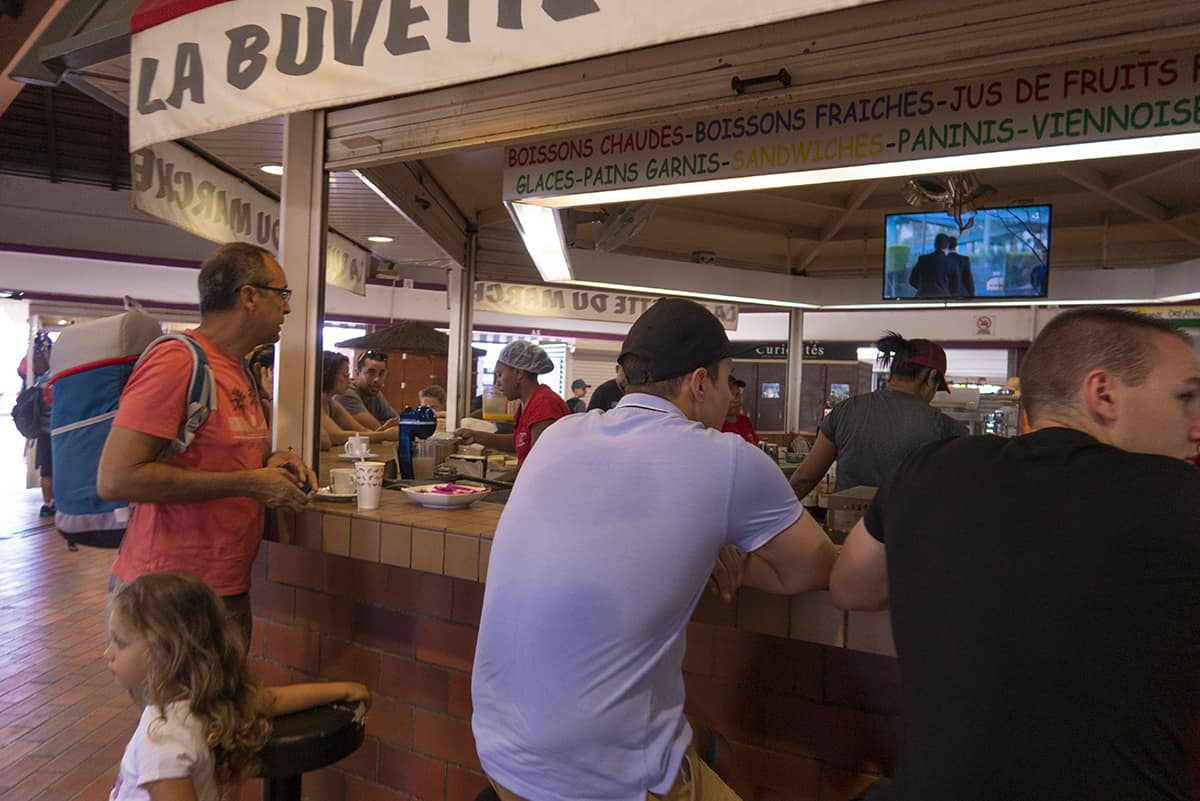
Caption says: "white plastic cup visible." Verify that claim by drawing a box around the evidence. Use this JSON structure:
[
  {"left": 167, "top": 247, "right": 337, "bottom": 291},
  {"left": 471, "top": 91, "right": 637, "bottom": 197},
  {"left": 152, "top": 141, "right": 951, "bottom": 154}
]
[
  {"left": 354, "top": 461, "right": 385, "bottom": 510},
  {"left": 344, "top": 434, "right": 370, "bottom": 457},
  {"left": 329, "top": 468, "right": 356, "bottom": 494}
]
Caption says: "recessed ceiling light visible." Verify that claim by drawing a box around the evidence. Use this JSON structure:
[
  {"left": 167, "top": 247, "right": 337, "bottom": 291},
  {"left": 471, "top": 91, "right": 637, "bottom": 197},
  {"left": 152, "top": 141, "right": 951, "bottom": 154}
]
[
  {"left": 367, "top": 235, "right": 394, "bottom": 243},
  {"left": 259, "top": 163, "right": 284, "bottom": 176},
  {"left": 56, "top": 319, "right": 68, "bottom": 325}
]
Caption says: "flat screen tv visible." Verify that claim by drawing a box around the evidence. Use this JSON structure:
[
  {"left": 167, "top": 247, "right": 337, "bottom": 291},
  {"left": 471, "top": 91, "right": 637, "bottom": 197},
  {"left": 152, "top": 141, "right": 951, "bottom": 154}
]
[{"left": 883, "top": 205, "right": 1050, "bottom": 300}]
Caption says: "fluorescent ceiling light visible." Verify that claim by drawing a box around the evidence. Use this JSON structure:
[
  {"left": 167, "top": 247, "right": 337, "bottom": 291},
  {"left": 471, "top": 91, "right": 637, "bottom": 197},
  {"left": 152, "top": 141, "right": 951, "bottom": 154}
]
[
  {"left": 367, "top": 235, "right": 394, "bottom": 243},
  {"left": 1029, "top": 297, "right": 1171, "bottom": 307},
  {"left": 833, "top": 302, "right": 952, "bottom": 310},
  {"left": 522, "top": 133, "right": 1200, "bottom": 209},
  {"left": 835, "top": 297, "right": 1171, "bottom": 310},
  {"left": 564, "top": 279, "right": 818, "bottom": 309},
  {"left": 507, "top": 202, "right": 572, "bottom": 281},
  {"left": 259, "top": 163, "right": 284, "bottom": 176}
]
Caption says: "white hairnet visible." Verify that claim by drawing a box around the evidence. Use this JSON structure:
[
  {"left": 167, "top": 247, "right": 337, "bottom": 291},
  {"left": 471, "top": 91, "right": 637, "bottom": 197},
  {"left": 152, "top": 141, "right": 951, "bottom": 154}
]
[{"left": 497, "top": 341, "right": 553, "bottom": 374}]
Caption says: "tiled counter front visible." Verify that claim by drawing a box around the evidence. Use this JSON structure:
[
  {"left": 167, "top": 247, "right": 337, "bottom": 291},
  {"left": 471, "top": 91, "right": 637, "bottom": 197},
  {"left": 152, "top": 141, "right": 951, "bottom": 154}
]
[{"left": 245, "top": 495, "right": 900, "bottom": 801}]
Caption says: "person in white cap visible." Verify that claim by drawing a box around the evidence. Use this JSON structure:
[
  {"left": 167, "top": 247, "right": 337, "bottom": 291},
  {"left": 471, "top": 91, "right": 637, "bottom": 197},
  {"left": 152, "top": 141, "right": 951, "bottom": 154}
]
[{"left": 454, "top": 341, "right": 571, "bottom": 478}]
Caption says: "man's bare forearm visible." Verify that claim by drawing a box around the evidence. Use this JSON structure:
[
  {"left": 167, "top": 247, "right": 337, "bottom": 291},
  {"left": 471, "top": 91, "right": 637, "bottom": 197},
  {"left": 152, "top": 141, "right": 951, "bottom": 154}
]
[
  {"left": 790, "top": 474, "right": 821, "bottom": 499},
  {"left": 98, "top": 460, "right": 269, "bottom": 505},
  {"left": 468, "top": 431, "right": 515, "bottom": 453}
]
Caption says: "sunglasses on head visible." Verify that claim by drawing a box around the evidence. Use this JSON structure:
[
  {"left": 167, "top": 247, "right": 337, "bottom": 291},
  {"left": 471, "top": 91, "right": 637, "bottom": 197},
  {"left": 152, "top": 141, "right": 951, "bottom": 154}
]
[{"left": 359, "top": 350, "right": 388, "bottom": 366}]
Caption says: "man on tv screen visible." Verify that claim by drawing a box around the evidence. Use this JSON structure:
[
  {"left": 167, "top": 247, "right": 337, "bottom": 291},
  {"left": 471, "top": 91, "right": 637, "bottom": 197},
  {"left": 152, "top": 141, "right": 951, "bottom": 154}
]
[
  {"left": 908, "top": 233, "right": 959, "bottom": 298},
  {"left": 948, "top": 237, "right": 974, "bottom": 298}
]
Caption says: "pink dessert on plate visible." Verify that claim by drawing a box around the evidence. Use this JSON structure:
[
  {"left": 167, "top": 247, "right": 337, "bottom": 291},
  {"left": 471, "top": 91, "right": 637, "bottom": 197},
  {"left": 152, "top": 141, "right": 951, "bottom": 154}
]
[{"left": 411, "top": 483, "right": 484, "bottom": 495}]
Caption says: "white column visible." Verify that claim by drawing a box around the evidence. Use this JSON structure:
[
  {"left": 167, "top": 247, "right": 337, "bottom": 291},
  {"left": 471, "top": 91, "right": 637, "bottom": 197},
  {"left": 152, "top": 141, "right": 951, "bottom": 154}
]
[
  {"left": 786, "top": 309, "right": 804, "bottom": 433},
  {"left": 445, "top": 266, "right": 463, "bottom": 430},
  {"left": 446, "top": 230, "right": 478, "bottom": 427},
  {"left": 274, "top": 111, "right": 326, "bottom": 464}
]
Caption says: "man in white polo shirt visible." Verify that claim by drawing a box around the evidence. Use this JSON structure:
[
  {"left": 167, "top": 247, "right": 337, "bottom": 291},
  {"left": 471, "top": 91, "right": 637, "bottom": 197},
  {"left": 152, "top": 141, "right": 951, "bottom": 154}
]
[{"left": 472, "top": 298, "right": 837, "bottom": 801}]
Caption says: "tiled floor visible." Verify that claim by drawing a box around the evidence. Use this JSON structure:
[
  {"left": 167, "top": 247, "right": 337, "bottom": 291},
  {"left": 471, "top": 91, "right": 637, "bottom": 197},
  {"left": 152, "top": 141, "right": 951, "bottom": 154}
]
[{"left": 0, "top": 423, "right": 137, "bottom": 801}]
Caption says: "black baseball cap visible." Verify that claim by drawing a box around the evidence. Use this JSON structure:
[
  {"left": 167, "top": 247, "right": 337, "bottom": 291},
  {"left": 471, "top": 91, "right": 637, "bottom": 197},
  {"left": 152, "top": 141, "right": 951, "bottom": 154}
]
[{"left": 619, "top": 298, "right": 734, "bottom": 383}]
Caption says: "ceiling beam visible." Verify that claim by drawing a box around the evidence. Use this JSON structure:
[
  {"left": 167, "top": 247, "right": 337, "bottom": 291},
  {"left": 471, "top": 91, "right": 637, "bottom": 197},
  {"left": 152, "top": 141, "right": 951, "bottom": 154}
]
[
  {"left": 476, "top": 205, "right": 511, "bottom": 229},
  {"left": 652, "top": 205, "right": 821, "bottom": 241},
  {"left": 1055, "top": 163, "right": 1200, "bottom": 248},
  {"left": 1110, "top": 152, "right": 1200, "bottom": 193},
  {"left": 755, "top": 189, "right": 847, "bottom": 213},
  {"left": 356, "top": 162, "right": 470, "bottom": 267},
  {"left": 1170, "top": 201, "right": 1200, "bottom": 220},
  {"left": 0, "top": 0, "right": 67, "bottom": 116},
  {"left": 795, "top": 180, "right": 881, "bottom": 273}
]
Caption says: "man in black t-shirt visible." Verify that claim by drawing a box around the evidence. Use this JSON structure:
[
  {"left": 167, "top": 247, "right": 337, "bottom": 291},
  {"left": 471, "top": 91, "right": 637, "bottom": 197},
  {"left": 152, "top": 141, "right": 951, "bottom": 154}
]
[
  {"left": 830, "top": 308, "right": 1200, "bottom": 801},
  {"left": 586, "top": 364, "right": 627, "bottom": 411}
]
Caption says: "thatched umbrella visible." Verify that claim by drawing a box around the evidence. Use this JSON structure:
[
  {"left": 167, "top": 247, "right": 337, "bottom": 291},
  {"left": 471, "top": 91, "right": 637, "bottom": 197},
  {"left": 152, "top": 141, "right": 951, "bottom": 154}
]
[
  {"left": 335, "top": 321, "right": 486, "bottom": 357},
  {"left": 336, "top": 321, "right": 450, "bottom": 353}
]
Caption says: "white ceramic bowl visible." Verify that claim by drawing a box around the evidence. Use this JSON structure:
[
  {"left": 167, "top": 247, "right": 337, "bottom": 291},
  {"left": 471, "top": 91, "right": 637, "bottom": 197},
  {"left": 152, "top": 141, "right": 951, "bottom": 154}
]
[{"left": 401, "top": 483, "right": 491, "bottom": 509}]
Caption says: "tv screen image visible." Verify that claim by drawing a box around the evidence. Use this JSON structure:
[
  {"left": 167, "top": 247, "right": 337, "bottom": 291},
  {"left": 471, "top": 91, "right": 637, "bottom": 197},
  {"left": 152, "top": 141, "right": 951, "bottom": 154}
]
[{"left": 883, "top": 205, "right": 1051, "bottom": 300}]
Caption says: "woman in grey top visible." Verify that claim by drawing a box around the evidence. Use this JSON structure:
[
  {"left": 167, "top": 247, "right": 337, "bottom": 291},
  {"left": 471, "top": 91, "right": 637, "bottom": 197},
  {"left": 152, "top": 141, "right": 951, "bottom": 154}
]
[{"left": 790, "top": 332, "right": 967, "bottom": 498}]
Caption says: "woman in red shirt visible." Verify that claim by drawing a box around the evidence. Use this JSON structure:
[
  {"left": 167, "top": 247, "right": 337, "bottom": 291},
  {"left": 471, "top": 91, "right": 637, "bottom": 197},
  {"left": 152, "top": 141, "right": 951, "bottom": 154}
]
[
  {"left": 454, "top": 341, "right": 571, "bottom": 479},
  {"left": 720, "top": 374, "right": 759, "bottom": 445}
]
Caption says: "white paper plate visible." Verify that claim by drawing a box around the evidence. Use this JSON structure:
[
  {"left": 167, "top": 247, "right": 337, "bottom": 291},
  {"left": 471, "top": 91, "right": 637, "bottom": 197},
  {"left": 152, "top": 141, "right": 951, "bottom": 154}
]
[
  {"left": 316, "top": 487, "right": 357, "bottom": 502},
  {"left": 338, "top": 452, "right": 379, "bottom": 461},
  {"left": 401, "top": 483, "right": 490, "bottom": 508}
]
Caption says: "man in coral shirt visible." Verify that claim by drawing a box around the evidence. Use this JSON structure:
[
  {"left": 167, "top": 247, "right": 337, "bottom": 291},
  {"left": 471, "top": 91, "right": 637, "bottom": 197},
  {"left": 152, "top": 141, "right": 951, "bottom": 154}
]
[{"left": 98, "top": 243, "right": 316, "bottom": 640}]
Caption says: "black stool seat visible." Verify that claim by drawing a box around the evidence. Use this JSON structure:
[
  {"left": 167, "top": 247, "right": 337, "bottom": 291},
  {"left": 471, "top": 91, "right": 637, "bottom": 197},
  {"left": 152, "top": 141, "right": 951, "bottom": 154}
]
[{"left": 259, "top": 701, "right": 366, "bottom": 801}]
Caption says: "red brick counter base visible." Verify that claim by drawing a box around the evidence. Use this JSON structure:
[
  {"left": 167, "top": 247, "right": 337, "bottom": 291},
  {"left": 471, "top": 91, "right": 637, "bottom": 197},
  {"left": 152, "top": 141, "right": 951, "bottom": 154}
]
[{"left": 240, "top": 501, "right": 901, "bottom": 801}]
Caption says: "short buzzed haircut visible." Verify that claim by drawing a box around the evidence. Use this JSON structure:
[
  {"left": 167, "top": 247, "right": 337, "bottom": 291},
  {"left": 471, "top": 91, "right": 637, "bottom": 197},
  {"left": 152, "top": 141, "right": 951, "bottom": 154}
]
[
  {"left": 934, "top": 233, "right": 950, "bottom": 250},
  {"left": 1020, "top": 308, "right": 1188, "bottom": 423},
  {"left": 198, "top": 243, "right": 274, "bottom": 315},
  {"left": 621, "top": 354, "right": 720, "bottom": 400}
]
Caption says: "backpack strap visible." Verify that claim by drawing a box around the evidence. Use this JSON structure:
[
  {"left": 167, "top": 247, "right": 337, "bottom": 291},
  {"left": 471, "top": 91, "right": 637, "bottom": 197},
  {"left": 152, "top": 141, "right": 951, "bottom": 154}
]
[{"left": 133, "top": 333, "right": 215, "bottom": 458}]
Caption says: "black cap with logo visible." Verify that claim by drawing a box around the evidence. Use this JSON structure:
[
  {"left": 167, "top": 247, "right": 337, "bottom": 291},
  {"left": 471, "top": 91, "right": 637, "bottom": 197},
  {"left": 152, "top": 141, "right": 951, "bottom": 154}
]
[{"left": 618, "top": 298, "right": 734, "bottom": 383}]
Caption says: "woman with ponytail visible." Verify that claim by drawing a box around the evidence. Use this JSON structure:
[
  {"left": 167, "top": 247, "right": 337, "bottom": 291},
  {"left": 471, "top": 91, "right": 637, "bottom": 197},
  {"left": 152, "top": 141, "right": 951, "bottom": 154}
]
[{"left": 790, "top": 332, "right": 966, "bottom": 499}]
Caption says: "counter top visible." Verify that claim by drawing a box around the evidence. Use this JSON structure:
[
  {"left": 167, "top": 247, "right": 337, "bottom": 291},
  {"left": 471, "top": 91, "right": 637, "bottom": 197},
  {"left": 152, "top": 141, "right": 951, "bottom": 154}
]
[
  {"left": 278, "top": 485, "right": 503, "bottom": 584},
  {"left": 273, "top": 483, "right": 896, "bottom": 658},
  {"left": 310, "top": 484, "right": 504, "bottom": 537}
]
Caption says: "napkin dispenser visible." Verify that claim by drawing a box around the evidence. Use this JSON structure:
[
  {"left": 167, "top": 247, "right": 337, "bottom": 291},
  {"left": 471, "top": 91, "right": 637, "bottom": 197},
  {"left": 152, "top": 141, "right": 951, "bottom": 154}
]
[{"left": 445, "top": 453, "right": 489, "bottom": 479}]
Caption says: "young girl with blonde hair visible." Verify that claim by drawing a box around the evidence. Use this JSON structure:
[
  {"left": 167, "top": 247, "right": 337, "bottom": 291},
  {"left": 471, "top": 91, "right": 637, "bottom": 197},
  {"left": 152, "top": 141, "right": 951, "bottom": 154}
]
[{"left": 106, "top": 572, "right": 368, "bottom": 801}]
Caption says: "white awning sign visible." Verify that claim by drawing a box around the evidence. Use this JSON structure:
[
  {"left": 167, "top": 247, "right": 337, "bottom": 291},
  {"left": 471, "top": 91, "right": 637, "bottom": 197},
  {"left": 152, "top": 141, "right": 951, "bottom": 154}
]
[
  {"left": 132, "top": 140, "right": 370, "bottom": 295},
  {"left": 129, "top": 0, "right": 878, "bottom": 150}
]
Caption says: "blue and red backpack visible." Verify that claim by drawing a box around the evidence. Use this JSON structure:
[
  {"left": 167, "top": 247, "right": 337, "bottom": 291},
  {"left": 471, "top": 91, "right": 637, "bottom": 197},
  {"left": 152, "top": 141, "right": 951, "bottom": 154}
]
[{"left": 49, "top": 309, "right": 214, "bottom": 549}]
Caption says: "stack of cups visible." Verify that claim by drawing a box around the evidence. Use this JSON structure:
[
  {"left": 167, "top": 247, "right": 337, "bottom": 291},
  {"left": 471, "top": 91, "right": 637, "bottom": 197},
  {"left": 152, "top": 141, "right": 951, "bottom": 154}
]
[{"left": 355, "top": 461, "right": 386, "bottom": 511}]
